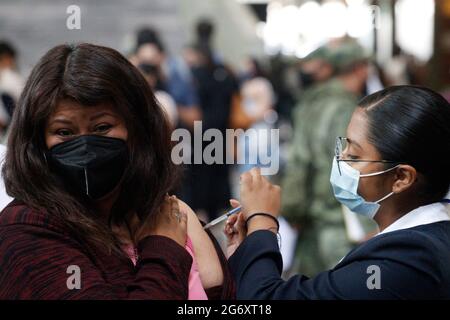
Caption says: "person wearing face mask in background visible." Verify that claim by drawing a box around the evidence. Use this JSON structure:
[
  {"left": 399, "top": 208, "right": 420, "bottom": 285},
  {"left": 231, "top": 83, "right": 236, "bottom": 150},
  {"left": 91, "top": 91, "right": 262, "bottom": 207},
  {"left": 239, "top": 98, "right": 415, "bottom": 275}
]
[
  {"left": 289, "top": 45, "right": 334, "bottom": 133},
  {"left": 179, "top": 44, "right": 238, "bottom": 222},
  {"left": 281, "top": 40, "right": 378, "bottom": 278},
  {"left": 237, "top": 57, "right": 278, "bottom": 174},
  {"left": 137, "top": 63, "right": 178, "bottom": 127},
  {"left": 226, "top": 85, "right": 450, "bottom": 299},
  {"left": 130, "top": 27, "right": 202, "bottom": 131},
  {"left": 297, "top": 46, "right": 334, "bottom": 92}
]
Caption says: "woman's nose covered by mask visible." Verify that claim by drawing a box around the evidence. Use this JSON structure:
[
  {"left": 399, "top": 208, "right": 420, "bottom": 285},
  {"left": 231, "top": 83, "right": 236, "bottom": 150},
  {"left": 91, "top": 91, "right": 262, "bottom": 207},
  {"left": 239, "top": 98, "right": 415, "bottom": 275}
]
[
  {"left": 330, "top": 156, "right": 397, "bottom": 218},
  {"left": 46, "top": 135, "right": 129, "bottom": 200}
]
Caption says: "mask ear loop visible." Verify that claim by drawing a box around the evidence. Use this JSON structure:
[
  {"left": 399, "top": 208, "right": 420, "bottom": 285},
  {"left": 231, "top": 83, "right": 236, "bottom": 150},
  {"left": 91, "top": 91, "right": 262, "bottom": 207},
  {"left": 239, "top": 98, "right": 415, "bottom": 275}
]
[
  {"left": 361, "top": 165, "right": 399, "bottom": 204},
  {"left": 43, "top": 152, "right": 48, "bottom": 166},
  {"left": 360, "top": 164, "right": 401, "bottom": 178},
  {"left": 84, "top": 168, "right": 90, "bottom": 198},
  {"left": 375, "top": 191, "right": 395, "bottom": 204}
]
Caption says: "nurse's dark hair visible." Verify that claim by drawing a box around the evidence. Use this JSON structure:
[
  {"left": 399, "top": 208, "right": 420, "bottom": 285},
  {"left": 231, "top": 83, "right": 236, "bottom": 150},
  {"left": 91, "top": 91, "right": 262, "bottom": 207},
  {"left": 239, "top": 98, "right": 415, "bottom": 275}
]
[
  {"left": 358, "top": 85, "right": 450, "bottom": 203},
  {"left": 2, "top": 43, "right": 179, "bottom": 255}
]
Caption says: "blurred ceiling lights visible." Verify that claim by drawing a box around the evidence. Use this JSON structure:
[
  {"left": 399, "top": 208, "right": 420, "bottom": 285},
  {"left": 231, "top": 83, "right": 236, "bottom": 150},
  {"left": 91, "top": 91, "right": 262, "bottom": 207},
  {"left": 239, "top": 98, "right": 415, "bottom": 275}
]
[{"left": 248, "top": 0, "right": 434, "bottom": 62}]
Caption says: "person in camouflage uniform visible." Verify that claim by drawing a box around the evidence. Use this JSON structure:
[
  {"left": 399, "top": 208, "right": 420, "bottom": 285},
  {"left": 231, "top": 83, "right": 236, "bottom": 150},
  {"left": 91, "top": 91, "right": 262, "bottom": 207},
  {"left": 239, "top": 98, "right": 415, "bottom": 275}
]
[{"left": 282, "top": 41, "right": 376, "bottom": 277}]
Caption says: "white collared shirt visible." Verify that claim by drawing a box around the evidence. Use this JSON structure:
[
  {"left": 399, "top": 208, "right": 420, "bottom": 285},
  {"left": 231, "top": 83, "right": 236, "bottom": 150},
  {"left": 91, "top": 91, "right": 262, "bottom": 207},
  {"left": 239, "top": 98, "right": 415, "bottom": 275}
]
[
  {"left": 378, "top": 202, "right": 450, "bottom": 236},
  {"left": 338, "top": 201, "right": 450, "bottom": 264}
]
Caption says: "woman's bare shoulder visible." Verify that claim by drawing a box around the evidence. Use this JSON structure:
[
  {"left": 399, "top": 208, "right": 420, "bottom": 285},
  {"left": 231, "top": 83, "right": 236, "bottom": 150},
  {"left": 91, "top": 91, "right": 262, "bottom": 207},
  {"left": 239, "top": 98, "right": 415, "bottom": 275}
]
[{"left": 178, "top": 199, "right": 224, "bottom": 289}]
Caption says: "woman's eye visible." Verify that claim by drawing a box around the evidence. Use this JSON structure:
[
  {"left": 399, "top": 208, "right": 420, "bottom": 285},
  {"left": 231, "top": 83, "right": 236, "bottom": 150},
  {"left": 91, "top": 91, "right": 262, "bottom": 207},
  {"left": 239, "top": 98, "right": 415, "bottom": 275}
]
[
  {"left": 56, "top": 129, "right": 73, "bottom": 137},
  {"left": 342, "top": 152, "right": 359, "bottom": 160},
  {"left": 94, "top": 124, "right": 112, "bottom": 133}
]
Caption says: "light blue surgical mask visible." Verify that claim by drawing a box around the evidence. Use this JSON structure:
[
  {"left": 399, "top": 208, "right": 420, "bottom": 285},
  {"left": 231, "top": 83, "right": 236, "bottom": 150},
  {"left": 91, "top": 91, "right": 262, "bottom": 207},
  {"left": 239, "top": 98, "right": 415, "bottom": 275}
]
[{"left": 330, "top": 156, "right": 398, "bottom": 218}]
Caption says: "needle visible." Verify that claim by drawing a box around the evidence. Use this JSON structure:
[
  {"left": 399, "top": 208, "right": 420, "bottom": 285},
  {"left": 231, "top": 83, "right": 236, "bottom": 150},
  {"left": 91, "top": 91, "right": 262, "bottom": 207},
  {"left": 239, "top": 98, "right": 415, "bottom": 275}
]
[{"left": 203, "top": 206, "right": 242, "bottom": 230}]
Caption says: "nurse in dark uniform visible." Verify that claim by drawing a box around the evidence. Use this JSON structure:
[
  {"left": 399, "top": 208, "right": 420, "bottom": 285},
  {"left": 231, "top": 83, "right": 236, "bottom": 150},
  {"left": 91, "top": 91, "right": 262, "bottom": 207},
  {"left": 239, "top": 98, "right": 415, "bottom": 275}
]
[{"left": 226, "top": 85, "right": 450, "bottom": 299}]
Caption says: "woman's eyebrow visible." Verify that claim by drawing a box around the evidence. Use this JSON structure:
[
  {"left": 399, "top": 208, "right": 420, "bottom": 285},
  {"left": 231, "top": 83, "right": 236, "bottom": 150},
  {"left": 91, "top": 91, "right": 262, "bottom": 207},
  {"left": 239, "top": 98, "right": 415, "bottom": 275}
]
[
  {"left": 49, "top": 118, "right": 73, "bottom": 125},
  {"left": 347, "top": 137, "right": 363, "bottom": 150},
  {"left": 89, "top": 111, "right": 117, "bottom": 121}
]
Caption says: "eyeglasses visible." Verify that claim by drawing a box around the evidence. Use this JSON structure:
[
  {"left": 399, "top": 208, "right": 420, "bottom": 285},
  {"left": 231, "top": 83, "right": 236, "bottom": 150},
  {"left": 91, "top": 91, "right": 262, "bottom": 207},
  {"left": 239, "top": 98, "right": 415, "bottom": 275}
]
[{"left": 335, "top": 137, "right": 400, "bottom": 176}]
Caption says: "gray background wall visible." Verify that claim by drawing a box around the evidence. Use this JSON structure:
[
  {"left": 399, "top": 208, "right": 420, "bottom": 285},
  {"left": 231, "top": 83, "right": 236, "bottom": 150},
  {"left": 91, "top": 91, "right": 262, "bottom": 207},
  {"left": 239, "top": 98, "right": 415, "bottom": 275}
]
[{"left": 0, "top": 0, "right": 263, "bottom": 76}]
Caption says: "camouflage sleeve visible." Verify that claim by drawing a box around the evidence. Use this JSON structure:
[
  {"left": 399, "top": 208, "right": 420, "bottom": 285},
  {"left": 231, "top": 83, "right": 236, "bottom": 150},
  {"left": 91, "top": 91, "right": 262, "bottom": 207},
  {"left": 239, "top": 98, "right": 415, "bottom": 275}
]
[
  {"left": 281, "top": 95, "right": 356, "bottom": 226},
  {"left": 314, "top": 97, "right": 357, "bottom": 213},
  {"left": 281, "top": 104, "right": 314, "bottom": 225}
]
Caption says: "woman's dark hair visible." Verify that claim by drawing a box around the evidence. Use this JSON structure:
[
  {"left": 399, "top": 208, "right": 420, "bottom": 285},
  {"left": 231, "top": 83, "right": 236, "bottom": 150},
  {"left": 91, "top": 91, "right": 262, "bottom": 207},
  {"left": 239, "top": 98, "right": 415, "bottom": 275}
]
[
  {"left": 358, "top": 85, "right": 450, "bottom": 203},
  {"left": 2, "top": 43, "right": 179, "bottom": 255}
]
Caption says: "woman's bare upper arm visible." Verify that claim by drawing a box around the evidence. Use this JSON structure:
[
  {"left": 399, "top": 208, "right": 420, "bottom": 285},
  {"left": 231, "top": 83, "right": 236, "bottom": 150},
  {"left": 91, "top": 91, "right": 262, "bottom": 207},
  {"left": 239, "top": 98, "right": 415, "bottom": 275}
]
[{"left": 178, "top": 199, "right": 224, "bottom": 289}]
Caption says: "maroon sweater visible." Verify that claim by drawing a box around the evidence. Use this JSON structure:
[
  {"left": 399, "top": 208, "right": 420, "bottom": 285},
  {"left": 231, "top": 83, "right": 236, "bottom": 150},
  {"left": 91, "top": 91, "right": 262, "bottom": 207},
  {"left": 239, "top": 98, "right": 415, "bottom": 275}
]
[{"left": 0, "top": 199, "right": 235, "bottom": 300}]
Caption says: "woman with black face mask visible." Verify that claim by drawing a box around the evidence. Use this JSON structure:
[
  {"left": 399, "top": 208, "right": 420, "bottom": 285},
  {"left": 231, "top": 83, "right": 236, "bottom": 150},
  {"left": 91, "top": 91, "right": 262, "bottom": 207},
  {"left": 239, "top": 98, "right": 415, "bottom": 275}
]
[
  {"left": 225, "top": 85, "right": 450, "bottom": 299},
  {"left": 0, "top": 43, "right": 235, "bottom": 299}
]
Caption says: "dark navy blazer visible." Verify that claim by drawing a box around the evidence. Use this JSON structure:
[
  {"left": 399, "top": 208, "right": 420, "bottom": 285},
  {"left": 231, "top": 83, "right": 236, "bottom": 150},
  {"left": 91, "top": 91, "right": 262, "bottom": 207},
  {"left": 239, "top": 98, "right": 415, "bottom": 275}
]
[{"left": 228, "top": 221, "right": 450, "bottom": 299}]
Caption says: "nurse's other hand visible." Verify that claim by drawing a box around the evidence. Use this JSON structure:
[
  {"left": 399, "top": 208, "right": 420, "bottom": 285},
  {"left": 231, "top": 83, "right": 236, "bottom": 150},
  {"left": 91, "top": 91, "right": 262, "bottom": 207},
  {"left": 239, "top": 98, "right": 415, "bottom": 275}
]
[{"left": 224, "top": 199, "right": 246, "bottom": 258}]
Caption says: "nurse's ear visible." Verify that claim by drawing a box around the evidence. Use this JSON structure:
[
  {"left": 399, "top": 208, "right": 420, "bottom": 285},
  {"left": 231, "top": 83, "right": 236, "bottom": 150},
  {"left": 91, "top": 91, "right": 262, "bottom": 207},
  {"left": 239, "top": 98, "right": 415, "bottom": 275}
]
[{"left": 392, "top": 165, "right": 417, "bottom": 194}]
